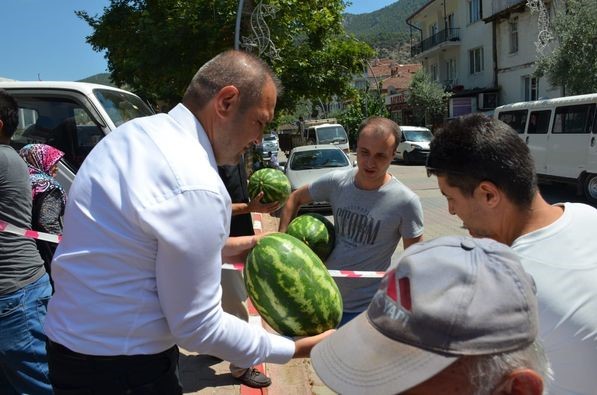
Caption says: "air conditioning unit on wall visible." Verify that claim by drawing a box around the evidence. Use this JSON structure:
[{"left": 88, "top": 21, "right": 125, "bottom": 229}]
[{"left": 478, "top": 92, "right": 498, "bottom": 110}]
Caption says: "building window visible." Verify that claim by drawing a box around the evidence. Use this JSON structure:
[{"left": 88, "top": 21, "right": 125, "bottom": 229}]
[
  {"left": 429, "top": 22, "right": 438, "bottom": 37},
  {"left": 430, "top": 64, "right": 438, "bottom": 81},
  {"left": 429, "top": 22, "right": 438, "bottom": 44},
  {"left": 469, "top": 0, "right": 481, "bottom": 23},
  {"left": 446, "top": 59, "right": 457, "bottom": 83},
  {"left": 469, "top": 47, "right": 484, "bottom": 74},
  {"left": 448, "top": 13, "right": 455, "bottom": 29},
  {"left": 523, "top": 76, "right": 538, "bottom": 101},
  {"left": 509, "top": 18, "right": 519, "bottom": 53},
  {"left": 447, "top": 13, "right": 456, "bottom": 39}
]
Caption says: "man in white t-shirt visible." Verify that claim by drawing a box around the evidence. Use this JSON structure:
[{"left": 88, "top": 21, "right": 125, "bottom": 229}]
[{"left": 427, "top": 113, "right": 597, "bottom": 395}]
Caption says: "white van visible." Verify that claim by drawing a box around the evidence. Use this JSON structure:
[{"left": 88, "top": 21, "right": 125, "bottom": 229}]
[
  {"left": 1, "top": 81, "right": 154, "bottom": 192},
  {"left": 305, "top": 123, "right": 349, "bottom": 153},
  {"left": 494, "top": 93, "right": 597, "bottom": 203},
  {"left": 395, "top": 126, "right": 433, "bottom": 164}
]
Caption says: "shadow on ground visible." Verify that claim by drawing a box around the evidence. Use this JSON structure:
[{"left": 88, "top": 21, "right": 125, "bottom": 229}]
[{"left": 179, "top": 353, "right": 239, "bottom": 392}]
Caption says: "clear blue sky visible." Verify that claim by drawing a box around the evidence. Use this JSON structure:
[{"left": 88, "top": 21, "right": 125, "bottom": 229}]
[{"left": 0, "top": 0, "right": 398, "bottom": 82}]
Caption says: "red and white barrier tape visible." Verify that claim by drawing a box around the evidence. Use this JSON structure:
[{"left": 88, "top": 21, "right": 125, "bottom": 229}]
[
  {"left": 0, "top": 216, "right": 386, "bottom": 279},
  {"left": 222, "top": 263, "right": 385, "bottom": 278},
  {"left": 0, "top": 213, "right": 264, "bottom": 245},
  {"left": 0, "top": 219, "right": 62, "bottom": 243}
]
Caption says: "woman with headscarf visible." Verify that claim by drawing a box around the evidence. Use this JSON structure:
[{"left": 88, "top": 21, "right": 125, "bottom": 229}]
[{"left": 19, "top": 144, "right": 67, "bottom": 277}]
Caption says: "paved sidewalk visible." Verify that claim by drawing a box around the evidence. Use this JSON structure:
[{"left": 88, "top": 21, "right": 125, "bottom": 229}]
[{"left": 179, "top": 163, "right": 467, "bottom": 395}]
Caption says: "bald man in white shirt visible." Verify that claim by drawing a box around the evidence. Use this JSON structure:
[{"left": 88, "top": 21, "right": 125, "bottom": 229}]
[{"left": 44, "top": 50, "right": 332, "bottom": 394}]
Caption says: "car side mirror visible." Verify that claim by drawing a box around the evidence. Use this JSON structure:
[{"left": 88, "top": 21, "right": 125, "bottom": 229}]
[{"left": 352, "top": 160, "right": 357, "bottom": 167}]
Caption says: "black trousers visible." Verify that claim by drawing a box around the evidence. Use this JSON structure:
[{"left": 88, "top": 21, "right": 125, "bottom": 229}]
[{"left": 46, "top": 340, "right": 182, "bottom": 395}]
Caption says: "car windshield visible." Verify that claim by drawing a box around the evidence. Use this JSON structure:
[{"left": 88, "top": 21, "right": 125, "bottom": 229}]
[
  {"left": 290, "top": 149, "right": 349, "bottom": 170},
  {"left": 264, "top": 135, "right": 277, "bottom": 141},
  {"left": 403, "top": 129, "right": 432, "bottom": 142},
  {"left": 94, "top": 89, "right": 154, "bottom": 127},
  {"left": 316, "top": 126, "right": 347, "bottom": 144}
]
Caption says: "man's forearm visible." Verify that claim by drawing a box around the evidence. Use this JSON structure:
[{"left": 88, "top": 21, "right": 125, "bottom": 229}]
[
  {"left": 231, "top": 202, "right": 250, "bottom": 216},
  {"left": 278, "top": 194, "right": 301, "bottom": 232},
  {"left": 279, "top": 186, "right": 312, "bottom": 232},
  {"left": 278, "top": 204, "right": 295, "bottom": 232}
]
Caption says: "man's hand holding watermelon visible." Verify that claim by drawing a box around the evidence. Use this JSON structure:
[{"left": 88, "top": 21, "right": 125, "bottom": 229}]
[
  {"left": 293, "top": 329, "right": 336, "bottom": 358},
  {"left": 231, "top": 191, "right": 279, "bottom": 216}
]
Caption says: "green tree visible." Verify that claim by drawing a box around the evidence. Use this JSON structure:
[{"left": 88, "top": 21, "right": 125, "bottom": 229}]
[
  {"left": 407, "top": 70, "right": 450, "bottom": 127},
  {"left": 534, "top": 0, "right": 597, "bottom": 94},
  {"left": 76, "top": 0, "right": 374, "bottom": 110},
  {"left": 337, "top": 89, "right": 389, "bottom": 147}
]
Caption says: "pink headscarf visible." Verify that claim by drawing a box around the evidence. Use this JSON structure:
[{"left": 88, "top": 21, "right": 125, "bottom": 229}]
[{"left": 19, "top": 144, "right": 67, "bottom": 205}]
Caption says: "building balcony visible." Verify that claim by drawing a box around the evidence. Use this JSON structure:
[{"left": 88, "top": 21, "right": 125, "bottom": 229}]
[
  {"left": 411, "top": 28, "right": 460, "bottom": 57},
  {"left": 485, "top": 0, "right": 527, "bottom": 21}
]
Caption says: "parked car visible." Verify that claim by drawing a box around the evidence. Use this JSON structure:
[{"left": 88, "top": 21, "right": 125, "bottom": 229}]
[
  {"left": 0, "top": 81, "right": 154, "bottom": 192},
  {"left": 285, "top": 145, "right": 352, "bottom": 211},
  {"left": 395, "top": 126, "right": 433, "bottom": 164},
  {"left": 257, "top": 133, "right": 279, "bottom": 158}
]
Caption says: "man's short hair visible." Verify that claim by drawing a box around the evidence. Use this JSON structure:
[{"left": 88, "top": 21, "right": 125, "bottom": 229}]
[
  {"left": 0, "top": 89, "right": 19, "bottom": 138},
  {"left": 464, "top": 341, "right": 551, "bottom": 395},
  {"left": 183, "top": 50, "right": 282, "bottom": 113},
  {"left": 427, "top": 113, "right": 537, "bottom": 208},
  {"left": 357, "top": 117, "right": 401, "bottom": 151}
]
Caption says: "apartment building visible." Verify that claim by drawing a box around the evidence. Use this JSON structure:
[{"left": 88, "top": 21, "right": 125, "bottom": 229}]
[
  {"left": 486, "top": 0, "right": 561, "bottom": 105},
  {"left": 407, "top": 0, "right": 561, "bottom": 118}
]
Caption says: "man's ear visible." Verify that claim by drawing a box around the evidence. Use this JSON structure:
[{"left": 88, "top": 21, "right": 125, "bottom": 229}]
[
  {"left": 0, "top": 119, "right": 4, "bottom": 133},
  {"left": 476, "top": 180, "right": 502, "bottom": 208},
  {"left": 492, "top": 369, "right": 543, "bottom": 395},
  {"left": 214, "top": 85, "right": 240, "bottom": 118}
]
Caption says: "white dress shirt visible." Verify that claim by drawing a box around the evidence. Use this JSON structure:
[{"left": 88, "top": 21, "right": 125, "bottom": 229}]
[{"left": 45, "top": 104, "right": 295, "bottom": 368}]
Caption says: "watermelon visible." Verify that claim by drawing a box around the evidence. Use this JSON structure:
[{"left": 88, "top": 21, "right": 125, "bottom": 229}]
[
  {"left": 244, "top": 233, "right": 342, "bottom": 336},
  {"left": 248, "top": 168, "right": 291, "bottom": 206},
  {"left": 286, "top": 213, "right": 335, "bottom": 261}
]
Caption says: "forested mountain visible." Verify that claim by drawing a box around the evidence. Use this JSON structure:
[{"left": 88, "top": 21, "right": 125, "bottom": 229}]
[{"left": 344, "top": 0, "right": 427, "bottom": 60}]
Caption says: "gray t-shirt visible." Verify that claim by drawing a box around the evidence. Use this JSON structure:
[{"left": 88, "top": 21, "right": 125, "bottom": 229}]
[
  {"left": 0, "top": 145, "right": 45, "bottom": 294},
  {"left": 309, "top": 168, "right": 424, "bottom": 312}
]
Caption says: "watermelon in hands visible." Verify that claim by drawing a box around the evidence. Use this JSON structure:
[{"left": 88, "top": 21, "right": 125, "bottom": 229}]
[
  {"left": 248, "top": 168, "right": 291, "bottom": 206},
  {"left": 244, "top": 233, "right": 342, "bottom": 336},
  {"left": 287, "top": 213, "right": 335, "bottom": 261}
]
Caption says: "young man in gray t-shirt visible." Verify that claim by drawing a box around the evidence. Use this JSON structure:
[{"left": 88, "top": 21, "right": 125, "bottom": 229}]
[{"left": 279, "top": 117, "right": 424, "bottom": 325}]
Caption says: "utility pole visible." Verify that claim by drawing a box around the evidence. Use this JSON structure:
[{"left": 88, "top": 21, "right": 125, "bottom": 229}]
[{"left": 234, "top": 0, "right": 245, "bottom": 50}]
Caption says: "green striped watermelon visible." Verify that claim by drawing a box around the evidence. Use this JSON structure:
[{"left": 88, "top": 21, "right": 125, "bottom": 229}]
[
  {"left": 286, "top": 213, "right": 335, "bottom": 261},
  {"left": 248, "top": 168, "right": 291, "bottom": 206},
  {"left": 244, "top": 233, "right": 342, "bottom": 336}
]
